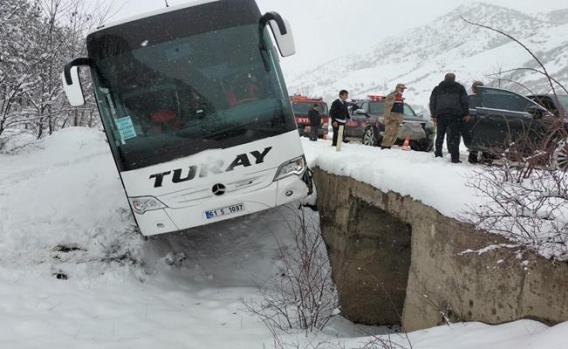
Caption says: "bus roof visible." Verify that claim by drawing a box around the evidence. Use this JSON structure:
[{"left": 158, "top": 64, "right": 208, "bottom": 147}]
[{"left": 91, "top": 0, "right": 219, "bottom": 34}]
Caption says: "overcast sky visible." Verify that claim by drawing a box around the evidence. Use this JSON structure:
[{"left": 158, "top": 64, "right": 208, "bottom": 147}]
[{"left": 103, "top": 0, "right": 568, "bottom": 75}]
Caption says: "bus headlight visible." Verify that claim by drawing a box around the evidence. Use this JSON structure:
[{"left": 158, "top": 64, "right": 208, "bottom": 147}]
[
  {"left": 129, "top": 196, "right": 167, "bottom": 215},
  {"left": 274, "top": 156, "right": 306, "bottom": 181}
]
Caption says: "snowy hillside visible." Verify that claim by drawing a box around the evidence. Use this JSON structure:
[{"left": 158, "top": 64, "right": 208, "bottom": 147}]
[{"left": 286, "top": 2, "right": 568, "bottom": 116}]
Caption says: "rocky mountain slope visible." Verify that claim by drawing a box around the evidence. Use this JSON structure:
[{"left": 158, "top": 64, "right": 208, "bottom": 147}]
[{"left": 286, "top": 2, "right": 568, "bottom": 116}]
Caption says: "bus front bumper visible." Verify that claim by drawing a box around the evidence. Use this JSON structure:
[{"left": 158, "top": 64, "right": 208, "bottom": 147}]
[{"left": 131, "top": 174, "right": 309, "bottom": 236}]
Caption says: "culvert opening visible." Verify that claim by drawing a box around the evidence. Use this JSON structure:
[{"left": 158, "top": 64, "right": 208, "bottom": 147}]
[{"left": 324, "top": 197, "right": 412, "bottom": 327}]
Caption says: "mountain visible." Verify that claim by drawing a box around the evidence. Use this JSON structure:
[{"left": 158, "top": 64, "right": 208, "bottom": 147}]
[{"left": 285, "top": 2, "right": 568, "bottom": 116}]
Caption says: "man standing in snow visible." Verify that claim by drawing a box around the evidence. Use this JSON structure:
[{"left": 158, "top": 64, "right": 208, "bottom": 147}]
[
  {"left": 429, "top": 73, "right": 470, "bottom": 163},
  {"left": 329, "top": 90, "right": 350, "bottom": 146},
  {"left": 308, "top": 103, "right": 321, "bottom": 141},
  {"left": 463, "top": 80, "right": 484, "bottom": 164},
  {"left": 380, "top": 83, "right": 407, "bottom": 149}
]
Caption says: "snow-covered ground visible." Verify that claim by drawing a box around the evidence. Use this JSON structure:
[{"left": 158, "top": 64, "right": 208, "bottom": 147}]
[{"left": 0, "top": 127, "right": 566, "bottom": 348}]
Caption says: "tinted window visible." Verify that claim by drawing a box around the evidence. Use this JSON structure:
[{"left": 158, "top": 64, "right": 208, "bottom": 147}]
[
  {"left": 480, "top": 88, "right": 534, "bottom": 112},
  {"left": 292, "top": 102, "right": 328, "bottom": 115},
  {"left": 469, "top": 94, "right": 481, "bottom": 108}
]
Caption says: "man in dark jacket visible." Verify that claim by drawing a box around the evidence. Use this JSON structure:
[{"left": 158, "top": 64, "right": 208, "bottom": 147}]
[
  {"left": 463, "top": 80, "right": 484, "bottom": 164},
  {"left": 429, "top": 73, "right": 470, "bottom": 163},
  {"left": 308, "top": 104, "right": 321, "bottom": 141},
  {"left": 329, "top": 90, "right": 350, "bottom": 146}
]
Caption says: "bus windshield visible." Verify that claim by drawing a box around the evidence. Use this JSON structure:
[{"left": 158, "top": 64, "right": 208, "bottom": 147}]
[{"left": 88, "top": 15, "right": 295, "bottom": 171}]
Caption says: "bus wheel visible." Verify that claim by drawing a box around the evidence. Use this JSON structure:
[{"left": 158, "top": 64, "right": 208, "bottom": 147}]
[{"left": 552, "top": 139, "right": 568, "bottom": 171}]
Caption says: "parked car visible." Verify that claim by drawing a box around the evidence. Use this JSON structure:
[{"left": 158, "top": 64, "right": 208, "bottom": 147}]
[
  {"left": 347, "top": 95, "right": 434, "bottom": 152},
  {"left": 465, "top": 86, "right": 568, "bottom": 170},
  {"left": 290, "top": 95, "right": 329, "bottom": 138}
]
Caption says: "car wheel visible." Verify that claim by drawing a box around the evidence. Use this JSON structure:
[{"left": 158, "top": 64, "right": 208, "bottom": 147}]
[
  {"left": 362, "top": 127, "right": 378, "bottom": 146},
  {"left": 552, "top": 139, "right": 568, "bottom": 171}
]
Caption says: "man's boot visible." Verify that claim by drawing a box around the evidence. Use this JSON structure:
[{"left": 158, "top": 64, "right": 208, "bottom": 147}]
[{"left": 468, "top": 152, "right": 478, "bottom": 164}]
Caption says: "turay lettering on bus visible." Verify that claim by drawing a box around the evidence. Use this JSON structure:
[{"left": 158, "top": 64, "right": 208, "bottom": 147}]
[{"left": 149, "top": 147, "right": 272, "bottom": 188}]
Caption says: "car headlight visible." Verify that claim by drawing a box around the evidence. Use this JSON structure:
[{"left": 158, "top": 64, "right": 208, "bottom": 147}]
[
  {"left": 129, "top": 196, "right": 167, "bottom": 215},
  {"left": 274, "top": 156, "right": 306, "bottom": 181}
]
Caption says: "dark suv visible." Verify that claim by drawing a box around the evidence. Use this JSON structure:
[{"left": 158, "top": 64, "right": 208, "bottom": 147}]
[
  {"left": 465, "top": 86, "right": 568, "bottom": 170},
  {"left": 346, "top": 96, "right": 435, "bottom": 151}
]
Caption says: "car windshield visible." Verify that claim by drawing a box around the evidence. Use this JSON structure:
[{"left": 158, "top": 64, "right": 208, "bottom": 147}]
[
  {"left": 369, "top": 102, "right": 385, "bottom": 115},
  {"left": 368, "top": 102, "right": 417, "bottom": 117},
  {"left": 292, "top": 102, "right": 328, "bottom": 115},
  {"left": 403, "top": 104, "right": 418, "bottom": 117},
  {"left": 557, "top": 95, "right": 568, "bottom": 113}
]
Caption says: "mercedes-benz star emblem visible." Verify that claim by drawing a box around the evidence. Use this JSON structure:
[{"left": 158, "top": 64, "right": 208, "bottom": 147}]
[{"left": 212, "top": 183, "right": 226, "bottom": 196}]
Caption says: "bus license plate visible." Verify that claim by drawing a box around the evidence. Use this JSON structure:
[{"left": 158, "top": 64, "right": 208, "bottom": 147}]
[{"left": 205, "top": 203, "right": 244, "bottom": 219}]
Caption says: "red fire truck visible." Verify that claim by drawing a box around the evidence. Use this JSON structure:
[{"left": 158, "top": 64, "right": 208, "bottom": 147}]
[{"left": 290, "top": 95, "right": 329, "bottom": 138}]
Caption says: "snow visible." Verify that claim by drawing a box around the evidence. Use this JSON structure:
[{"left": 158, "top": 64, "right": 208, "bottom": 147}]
[
  {"left": 303, "top": 139, "right": 488, "bottom": 219},
  {"left": 0, "top": 127, "right": 566, "bottom": 348}
]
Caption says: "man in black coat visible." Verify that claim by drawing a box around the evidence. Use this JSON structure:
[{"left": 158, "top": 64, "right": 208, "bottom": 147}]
[
  {"left": 308, "top": 104, "right": 321, "bottom": 141},
  {"left": 329, "top": 90, "right": 350, "bottom": 146},
  {"left": 429, "top": 73, "right": 470, "bottom": 163},
  {"left": 463, "top": 80, "right": 484, "bottom": 164}
]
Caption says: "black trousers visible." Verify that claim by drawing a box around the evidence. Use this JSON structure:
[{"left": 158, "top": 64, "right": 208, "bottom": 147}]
[
  {"left": 461, "top": 119, "right": 479, "bottom": 161},
  {"left": 332, "top": 123, "right": 346, "bottom": 146},
  {"left": 310, "top": 124, "right": 320, "bottom": 141},
  {"left": 435, "top": 114, "right": 462, "bottom": 161}
]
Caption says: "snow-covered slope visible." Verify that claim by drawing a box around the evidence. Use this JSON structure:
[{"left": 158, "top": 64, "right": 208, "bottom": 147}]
[{"left": 0, "top": 128, "right": 567, "bottom": 347}]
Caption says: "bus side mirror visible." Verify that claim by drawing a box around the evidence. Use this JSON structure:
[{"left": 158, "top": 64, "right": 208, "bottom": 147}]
[
  {"left": 61, "top": 58, "right": 90, "bottom": 106},
  {"left": 260, "top": 12, "right": 296, "bottom": 57},
  {"left": 269, "top": 18, "right": 295, "bottom": 57}
]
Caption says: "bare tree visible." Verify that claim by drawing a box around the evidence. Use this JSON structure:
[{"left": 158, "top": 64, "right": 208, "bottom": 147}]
[
  {"left": 241, "top": 206, "right": 337, "bottom": 333},
  {"left": 0, "top": 0, "right": 116, "bottom": 146},
  {"left": 0, "top": 0, "right": 42, "bottom": 139},
  {"left": 461, "top": 16, "right": 562, "bottom": 97},
  {"left": 460, "top": 18, "right": 568, "bottom": 261}
]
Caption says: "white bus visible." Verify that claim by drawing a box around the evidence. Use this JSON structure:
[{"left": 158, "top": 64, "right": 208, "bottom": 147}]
[{"left": 62, "top": 0, "right": 314, "bottom": 236}]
